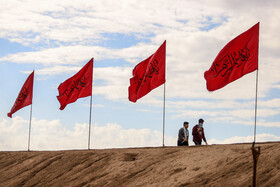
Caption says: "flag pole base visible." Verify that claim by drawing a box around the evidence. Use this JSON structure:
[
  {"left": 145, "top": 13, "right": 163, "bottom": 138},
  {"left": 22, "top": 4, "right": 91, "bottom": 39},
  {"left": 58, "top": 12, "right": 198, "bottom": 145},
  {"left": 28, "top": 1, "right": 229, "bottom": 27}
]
[{"left": 251, "top": 142, "right": 261, "bottom": 187}]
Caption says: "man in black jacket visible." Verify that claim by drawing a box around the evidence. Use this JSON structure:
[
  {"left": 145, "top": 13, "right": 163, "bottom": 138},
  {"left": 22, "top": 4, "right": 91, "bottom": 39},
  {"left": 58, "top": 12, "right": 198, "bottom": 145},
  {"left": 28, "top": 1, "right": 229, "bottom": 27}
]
[{"left": 177, "top": 121, "right": 189, "bottom": 146}]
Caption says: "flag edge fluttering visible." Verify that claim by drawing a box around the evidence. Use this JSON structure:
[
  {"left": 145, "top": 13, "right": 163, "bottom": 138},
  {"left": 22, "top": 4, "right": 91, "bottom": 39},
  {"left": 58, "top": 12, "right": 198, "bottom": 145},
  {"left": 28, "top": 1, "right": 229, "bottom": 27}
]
[
  {"left": 7, "top": 70, "right": 34, "bottom": 118},
  {"left": 57, "top": 58, "right": 94, "bottom": 110},
  {"left": 128, "top": 40, "right": 166, "bottom": 102},
  {"left": 204, "top": 22, "right": 259, "bottom": 92}
]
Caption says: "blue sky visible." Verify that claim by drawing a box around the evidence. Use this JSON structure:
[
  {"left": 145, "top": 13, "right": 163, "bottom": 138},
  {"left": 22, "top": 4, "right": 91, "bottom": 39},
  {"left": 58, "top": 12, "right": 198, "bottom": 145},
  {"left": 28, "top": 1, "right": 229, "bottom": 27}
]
[{"left": 0, "top": 0, "right": 280, "bottom": 150}]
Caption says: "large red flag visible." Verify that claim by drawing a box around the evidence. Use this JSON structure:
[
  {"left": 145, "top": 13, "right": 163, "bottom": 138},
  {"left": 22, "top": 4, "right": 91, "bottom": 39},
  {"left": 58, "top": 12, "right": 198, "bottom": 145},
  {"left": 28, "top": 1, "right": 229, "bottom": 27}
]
[
  {"left": 57, "top": 58, "right": 93, "bottom": 110},
  {"left": 129, "top": 41, "right": 166, "bottom": 102},
  {"left": 8, "top": 71, "right": 34, "bottom": 118},
  {"left": 204, "top": 22, "right": 259, "bottom": 91}
]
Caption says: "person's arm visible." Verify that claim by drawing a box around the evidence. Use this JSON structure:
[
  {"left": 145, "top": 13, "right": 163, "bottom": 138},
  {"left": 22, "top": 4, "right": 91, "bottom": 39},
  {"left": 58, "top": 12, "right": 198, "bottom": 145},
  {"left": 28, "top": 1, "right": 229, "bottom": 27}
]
[
  {"left": 202, "top": 128, "right": 207, "bottom": 145},
  {"left": 192, "top": 125, "right": 196, "bottom": 136},
  {"left": 178, "top": 128, "right": 185, "bottom": 141}
]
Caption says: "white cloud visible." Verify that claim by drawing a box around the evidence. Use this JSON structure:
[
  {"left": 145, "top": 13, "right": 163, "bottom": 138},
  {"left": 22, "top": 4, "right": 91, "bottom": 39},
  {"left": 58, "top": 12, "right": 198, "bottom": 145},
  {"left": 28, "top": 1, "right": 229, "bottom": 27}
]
[
  {"left": 0, "top": 46, "right": 110, "bottom": 65},
  {"left": 232, "top": 120, "right": 280, "bottom": 128},
  {"left": 92, "top": 123, "right": 176, "bottom": 149},
  {"left": 258, "top": 99, "right": 280, "bottom": 108},
  {"left": 208, "top": 133, "right": 280, "bottom": 145},
  {"left": 1, "top": 0, "right": 280, "bottom": 140},
  {"left": 0, "top": 43, "right": 161, "bottom": 66},
  {"left": 0, "top": 116, "right": 176, "bottom": 151},
  {"left": 1, "top": 117, "right": 279, "bottom": 151},
  {"left": 1, "top": 0, "right": 279, "bottom": 103},
  {"left": 0, "top": 0, "right": 228, "bottom": 45},
  {"left": 23, "top": 65, "right": 81, "bottom": 75},
  {"left": 171, "top": 108, "right": 280, "bottom": 122},
  {"left": 82, "top": 103, "right": 104, "bottom": 108}
]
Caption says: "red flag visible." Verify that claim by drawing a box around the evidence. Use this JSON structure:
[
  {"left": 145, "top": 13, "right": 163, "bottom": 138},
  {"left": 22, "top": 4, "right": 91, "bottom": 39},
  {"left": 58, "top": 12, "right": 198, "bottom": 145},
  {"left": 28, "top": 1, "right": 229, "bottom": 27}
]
[
  {"left": 204, "top": 22, "right": 259, "bottom": 91},
  {"left": 129, "top": 41, "right": 166, "bottom": 102},
  {"left": 57, "top": 58, "right": 93, "bottom": 110},
  {"left": 8, "top": 71, "right": 34, "bottom": 118}
]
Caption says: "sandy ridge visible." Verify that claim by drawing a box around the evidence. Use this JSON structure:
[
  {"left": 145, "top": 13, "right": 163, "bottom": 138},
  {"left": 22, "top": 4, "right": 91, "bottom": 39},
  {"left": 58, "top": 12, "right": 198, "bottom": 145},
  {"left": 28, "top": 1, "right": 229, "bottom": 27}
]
[{"left": 0, "top": 142, "right": 279, "bottom": 186}]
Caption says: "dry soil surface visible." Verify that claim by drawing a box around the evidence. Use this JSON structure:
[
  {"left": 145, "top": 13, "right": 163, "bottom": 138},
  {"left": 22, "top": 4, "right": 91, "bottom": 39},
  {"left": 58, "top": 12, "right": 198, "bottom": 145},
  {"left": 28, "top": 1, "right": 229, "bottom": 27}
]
[{"left": 0, "top": 142, "right": 279, "bottom": 186}]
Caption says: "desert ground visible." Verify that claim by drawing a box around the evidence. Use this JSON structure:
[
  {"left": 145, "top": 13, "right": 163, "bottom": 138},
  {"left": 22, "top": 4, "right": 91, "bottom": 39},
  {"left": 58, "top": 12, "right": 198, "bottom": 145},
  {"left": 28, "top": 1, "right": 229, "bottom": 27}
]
[{"left": 0, "top": 142, "right": 279, "bottom": 186}]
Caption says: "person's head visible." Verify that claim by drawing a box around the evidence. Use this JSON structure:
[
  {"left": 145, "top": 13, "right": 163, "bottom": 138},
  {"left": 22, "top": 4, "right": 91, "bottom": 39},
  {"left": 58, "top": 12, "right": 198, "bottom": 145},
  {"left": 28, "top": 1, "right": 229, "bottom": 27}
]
[
  {"left": 198, "top": 118, "right": 204, "bottom": 125},
  {"left": 183, "top": 121, "right": 189, "bottom": 129}
]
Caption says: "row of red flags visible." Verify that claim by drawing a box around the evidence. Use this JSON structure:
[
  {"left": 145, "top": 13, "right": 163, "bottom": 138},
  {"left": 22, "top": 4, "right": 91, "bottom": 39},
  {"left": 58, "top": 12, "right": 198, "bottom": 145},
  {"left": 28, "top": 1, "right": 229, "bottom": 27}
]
[
  {"left": 8, "top": 59, "right": 94, "bottom": 117},
  {"left": 7, "top": 22, "right": 259, "bottom": 118}
]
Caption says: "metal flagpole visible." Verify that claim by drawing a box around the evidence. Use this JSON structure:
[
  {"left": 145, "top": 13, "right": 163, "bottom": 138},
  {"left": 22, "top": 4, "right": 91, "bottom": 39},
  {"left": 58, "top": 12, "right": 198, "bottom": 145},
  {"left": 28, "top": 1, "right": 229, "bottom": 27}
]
[
  {"left": 88, "top": 95, "right": 92, "bottom": 150},
  {"left": 162, "top": 83, "right": 166, "bottom": 147},
  {"left": 252, "top": 69, "right": 260, "bottom": 187},
  {"left": 251, "top": 23, "right": 260, "bottom": 187},
  {"left": 253, "top": 70, "right": 259, "bottom": 144},
  {"left": 162, "top": 42, "right": 167, "bottom": 147},
  {"left": 88, "top": 58, "right": 94, "bottom": 150},
  {"left": 28, "top": 104, "right": 33, "bottom": 151}
]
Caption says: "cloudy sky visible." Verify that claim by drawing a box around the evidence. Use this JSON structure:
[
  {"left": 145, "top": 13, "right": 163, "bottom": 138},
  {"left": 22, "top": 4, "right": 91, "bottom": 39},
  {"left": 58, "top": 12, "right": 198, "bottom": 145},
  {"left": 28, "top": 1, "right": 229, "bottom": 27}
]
[{"left": 0, "top": 0, "right": 280, "bottom": 150}]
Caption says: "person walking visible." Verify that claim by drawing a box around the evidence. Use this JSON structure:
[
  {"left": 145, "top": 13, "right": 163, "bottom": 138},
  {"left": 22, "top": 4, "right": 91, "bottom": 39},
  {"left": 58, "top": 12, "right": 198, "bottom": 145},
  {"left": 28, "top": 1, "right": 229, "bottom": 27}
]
[
  {"left": 192, "top": 118, "right": 208, "bottom": 145},
  {"left": 177, "top": 121, "right": 189, "bottom": 146}
]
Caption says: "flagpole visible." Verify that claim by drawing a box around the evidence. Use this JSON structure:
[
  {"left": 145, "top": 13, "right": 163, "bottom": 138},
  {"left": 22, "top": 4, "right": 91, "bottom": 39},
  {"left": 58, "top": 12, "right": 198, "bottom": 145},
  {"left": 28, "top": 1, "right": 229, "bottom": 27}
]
[
  {"left": 162, "top": 41, "right": 166, "bottom": 147},
  {"left": 253, "top": 70, "right": 259, "bottom": 145},
  {"left": 88, "top": 58, "right": 94, "bottom": 150},
  {"left": 252, "top": 70, "right": 260, "bottom": 187},
  {"left": 162, "top": 83, "right": 166, "bottom": 147},
  {"left": 28, "top": 104, "right": 33, "bottom": 151},
  {"left": 88, "top": 95, "right": 92, "bottom": 150}
]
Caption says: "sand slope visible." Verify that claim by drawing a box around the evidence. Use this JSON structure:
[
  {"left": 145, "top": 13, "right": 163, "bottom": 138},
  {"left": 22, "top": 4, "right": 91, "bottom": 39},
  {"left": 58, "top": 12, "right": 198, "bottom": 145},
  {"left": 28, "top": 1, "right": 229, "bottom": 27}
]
[{"left": 0, "top": 142, "right": 279, "bottom": 187}]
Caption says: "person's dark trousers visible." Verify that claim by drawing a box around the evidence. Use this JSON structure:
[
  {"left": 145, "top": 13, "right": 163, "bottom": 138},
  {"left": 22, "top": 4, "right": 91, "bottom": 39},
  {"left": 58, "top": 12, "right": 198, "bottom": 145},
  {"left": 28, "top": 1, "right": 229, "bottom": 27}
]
[
  {"left": 178, "top": 140, "right": 189, "bottom": 146},
  {"left": 193, "top": 141, "right": 201, "bottom": 145}
]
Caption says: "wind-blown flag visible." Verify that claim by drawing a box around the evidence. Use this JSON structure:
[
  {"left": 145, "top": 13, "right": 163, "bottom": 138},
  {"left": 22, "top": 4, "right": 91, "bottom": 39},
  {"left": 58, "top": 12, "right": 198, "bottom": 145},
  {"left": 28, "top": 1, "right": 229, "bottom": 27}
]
[
  {"left": 204, "top": 22, "right": 259, "bottom": 91},
  {"left": 57, "top": 58, "right": 93, "bottom": 110},
  {"left": 129, "top": 40, "right": 166, "bottom": 102},
  {"left": 8, "top": 71, "right": 34, "bottom": 118}
]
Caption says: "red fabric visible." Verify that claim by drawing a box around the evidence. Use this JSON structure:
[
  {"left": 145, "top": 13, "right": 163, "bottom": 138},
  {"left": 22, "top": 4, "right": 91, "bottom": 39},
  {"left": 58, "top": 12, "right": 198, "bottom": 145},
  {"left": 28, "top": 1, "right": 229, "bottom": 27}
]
[
  {"left": 8, "top": 71, "right": 34, "bottom": 118},
  {"left": 57, "top": 58, "right": 93, "bottom": 110},
  {"left": 204, "top": 22, "right": 259, "bottom": 91},
  {"left": 129, "top": 41, "right": 166, "bottom": 102}
]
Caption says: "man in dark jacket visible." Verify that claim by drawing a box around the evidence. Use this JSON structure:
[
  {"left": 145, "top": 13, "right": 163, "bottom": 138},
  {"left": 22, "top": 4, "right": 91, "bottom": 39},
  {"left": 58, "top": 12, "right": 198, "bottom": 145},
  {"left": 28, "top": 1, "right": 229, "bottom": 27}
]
[
  {"left": 177, "top": 121, "right": 189, "bottom": 146},
  {"left": 192, "top": 119, "right": 208, "bottom": 145}
]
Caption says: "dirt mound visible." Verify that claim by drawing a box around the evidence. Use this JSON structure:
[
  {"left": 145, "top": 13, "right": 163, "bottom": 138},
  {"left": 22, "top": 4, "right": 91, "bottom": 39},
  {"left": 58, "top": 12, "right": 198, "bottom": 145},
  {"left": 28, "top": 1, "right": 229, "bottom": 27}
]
[{"left": 0, "top": 142, "right": 279, "bottom": 186}]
